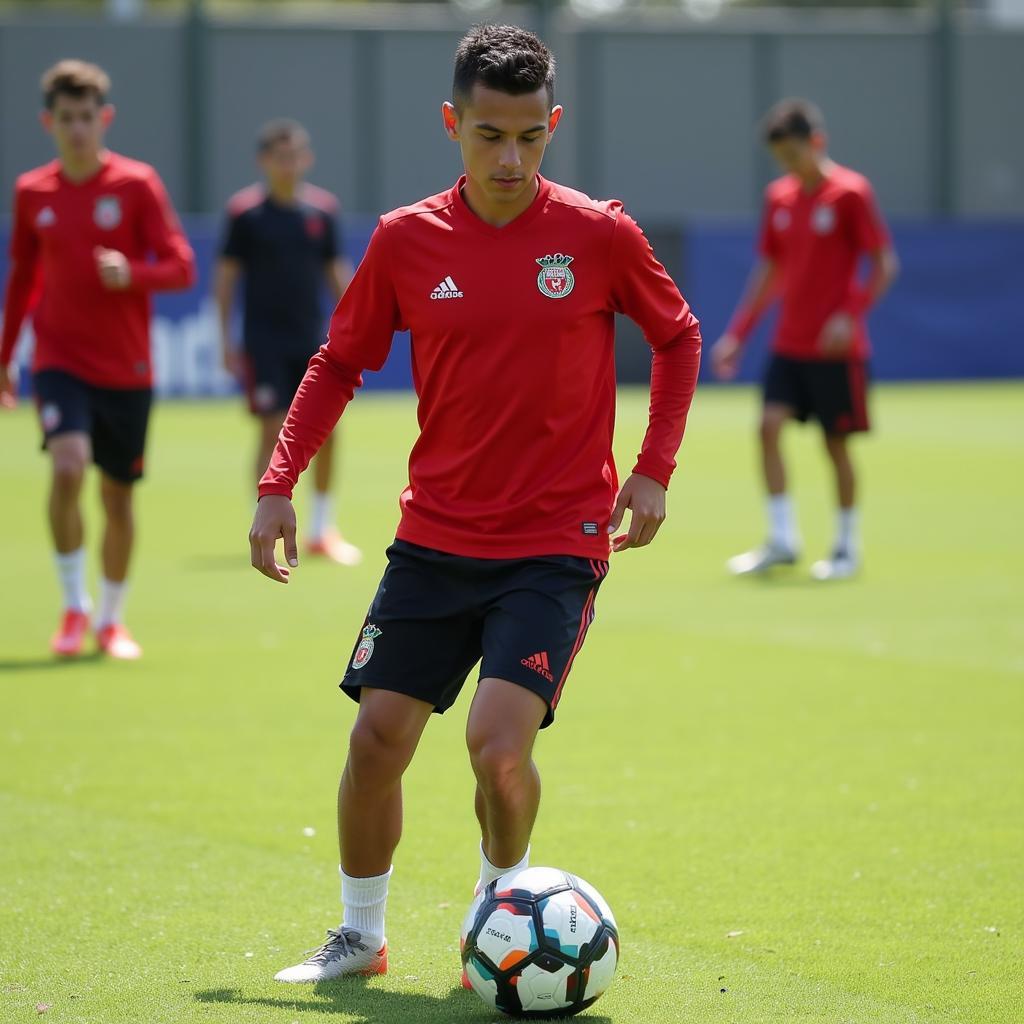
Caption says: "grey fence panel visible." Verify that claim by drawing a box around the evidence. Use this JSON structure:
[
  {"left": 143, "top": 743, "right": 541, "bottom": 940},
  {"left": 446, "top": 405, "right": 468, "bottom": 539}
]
[
  {"left": 205, "top": 26, "right": 360, "bottom": 216},
  {"left": 0, "top": 20, "right": 186, "bottom": 209},
  {"left": 0, "top": 14, "right": 1023, "bottom": 220},
  {"left": 774, "top": 32, "right": 934, "bottom": 216},
  {"left": 594, "top": 33, "right": 761, "bottom": 220},
  {"left": 956, "top": 30, "right": 1024, "bottom": 216},
  {"left": 375, "top": 29, "right": 468, "bottom": 212}
]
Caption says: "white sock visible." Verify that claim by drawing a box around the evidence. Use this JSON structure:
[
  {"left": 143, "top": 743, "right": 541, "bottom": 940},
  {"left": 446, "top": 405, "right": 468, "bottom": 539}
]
[
  {"left": 479, "top": 841, "right": 530, "bottom": 891},
  {"left": 97, "top": 578, "right": 128, "bottom": 629},
  {"left": 340, "top": 865, "right": 391, "bottom": 941},
  {"left": 309, "top": 492, "right": 333, "bottom": 541},
  {"left": 837, "top": 507, "right": 858, "bottom": 556},
  {"left": 767, "top": 494, "right": 798, "bottom": 550},
  {"left": 54, "top": 548, "right": 90, "bottom": 613}
]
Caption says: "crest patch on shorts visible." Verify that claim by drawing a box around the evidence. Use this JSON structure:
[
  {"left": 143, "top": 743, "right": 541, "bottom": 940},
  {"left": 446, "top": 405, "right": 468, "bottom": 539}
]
[
  {"left": 352, "top": 624, "right": 382, "bottom": 670},
  {"left": 40, "top": 403, "right": 62, "bottom": 433}
]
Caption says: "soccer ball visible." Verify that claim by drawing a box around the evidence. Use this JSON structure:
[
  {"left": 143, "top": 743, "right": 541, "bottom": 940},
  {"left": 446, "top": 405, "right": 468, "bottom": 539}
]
[{"left": 460, "top": 866, "right": 619, "bottom": 1018}]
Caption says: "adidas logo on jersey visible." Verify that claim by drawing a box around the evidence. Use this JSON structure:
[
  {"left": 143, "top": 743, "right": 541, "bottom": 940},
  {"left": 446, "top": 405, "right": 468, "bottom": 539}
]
[{"left": 430, "top": 276, "right": 464, "bottom": 300}]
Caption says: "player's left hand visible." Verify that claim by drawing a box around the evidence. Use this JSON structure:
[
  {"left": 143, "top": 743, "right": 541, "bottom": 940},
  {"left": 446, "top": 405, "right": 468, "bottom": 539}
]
[
  {"left": 608, "top": 473, "right": 667, "bottom": 552},
  {"left": 819, "top": 312, "right": 855, "bottom": 357},
  {"left": 95, "top": 247, "right": 132, "bottom": 290},
  {"left": 0, "top": 363, "right": 18, "bottom": 410}
]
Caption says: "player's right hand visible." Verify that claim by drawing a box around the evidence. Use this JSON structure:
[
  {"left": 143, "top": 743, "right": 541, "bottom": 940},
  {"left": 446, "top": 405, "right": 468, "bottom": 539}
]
[
  {"left": 711, "top": 334, "right": 743, "bottom": 380},
  {"left": 222, "top": 346, "right": 245, "bottom": 381},
  {"left": 249, "top": 495, "right": 299, "bottom": 584},
  {"left": 0, "top": 363, "right": 18, "bottom": 409}
]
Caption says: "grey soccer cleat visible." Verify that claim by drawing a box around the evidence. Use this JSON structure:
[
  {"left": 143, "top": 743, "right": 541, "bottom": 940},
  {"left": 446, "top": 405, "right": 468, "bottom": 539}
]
[
  {"left": 727, "top": 540, "right": 799, "bottom": 576},
  {"left": 274, "top": 927, "right": 387, "bottom": 983},
  {"left": 810, "top": 548, "right": 859, "bottom": 581}
]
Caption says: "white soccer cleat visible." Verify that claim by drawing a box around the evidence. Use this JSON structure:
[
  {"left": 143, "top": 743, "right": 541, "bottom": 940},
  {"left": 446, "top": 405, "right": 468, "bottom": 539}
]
[
  {"left": 274, "top": 927, "right": 387, "bottom": 983},
  {"left": 810, "top": 549, "right": 859, "bottom": 581},
  {"left": 726, "top": 540, "right": 799, "bottom": 576}
]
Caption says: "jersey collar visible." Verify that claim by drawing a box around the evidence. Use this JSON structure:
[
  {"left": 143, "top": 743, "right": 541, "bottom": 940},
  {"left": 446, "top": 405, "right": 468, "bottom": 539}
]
[{"left": 451, "top": 174, "right": 552, "bottom": 237}]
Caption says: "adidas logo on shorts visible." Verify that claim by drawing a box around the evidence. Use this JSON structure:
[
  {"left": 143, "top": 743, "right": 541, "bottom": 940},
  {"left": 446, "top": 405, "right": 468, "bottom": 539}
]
[{"left": 521, "top": 651, "right": 554, "bottom": 682}]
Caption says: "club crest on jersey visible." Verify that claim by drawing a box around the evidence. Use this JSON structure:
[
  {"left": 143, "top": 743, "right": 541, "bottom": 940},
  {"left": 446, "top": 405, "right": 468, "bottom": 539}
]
[
  {"left": 36, "top": 206, "right": 56, "bottom": 228},
  {"left": 94, "top": 196, "right": 122, "bottom": 230},
  {"left": 812, "top": 205, "right": 836, "bottom": 235},
  {"left": 305, "top": 214, "right": 325, "bottom": 239},
  {"left": 536, "top": 253, "right": 575, "bottom": 299},
  {"left": 352, "top": 624, "right": 382, "bottom": 671}
]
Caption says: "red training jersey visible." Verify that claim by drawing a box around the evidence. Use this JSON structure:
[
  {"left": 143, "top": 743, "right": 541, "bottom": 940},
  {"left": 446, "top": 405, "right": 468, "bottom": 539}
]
[
  {"left": 1, "top": 152, "right": 195, "bottom": 388},
  {"left": 758, "top": 163, "right": 890, "bottom": 360},
  {"left": 259, "top": 176, "right": 701, "bottom": 561}
]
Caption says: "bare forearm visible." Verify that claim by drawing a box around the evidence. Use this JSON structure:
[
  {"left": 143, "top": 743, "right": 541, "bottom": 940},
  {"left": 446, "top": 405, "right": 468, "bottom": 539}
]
[
  {"left": 325, "top": 258, "right": 353, "bottom": 301},
  {"left": 213, "top": 260, "right": 241, "bottom": 347},
  {"left": 727, "top": 260, "right": 777, "bottom": 340}
]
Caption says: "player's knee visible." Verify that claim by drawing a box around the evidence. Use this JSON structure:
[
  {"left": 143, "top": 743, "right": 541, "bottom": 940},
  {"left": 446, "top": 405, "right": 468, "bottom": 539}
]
[
  {"left": 468, "top": 736, "right": 528, "bottom": 794},
  {"left": 759, "top": 416, "right": 784, "bottom": 446},
  {"left": 103, "top": 493, "right": 133, "bottom": 524},
  {"left": 347, "top": 714, "right": 412, "bottom": 784},
  {"left": 51, "top": 455, "right": 86, "bottom": 491}
]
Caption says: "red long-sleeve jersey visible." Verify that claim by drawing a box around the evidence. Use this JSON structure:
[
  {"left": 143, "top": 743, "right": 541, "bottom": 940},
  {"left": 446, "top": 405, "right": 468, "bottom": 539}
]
[
  {"left": 1, "top": 152, "right": 195, "bottom": 388},
  {"left": 259, "top": 175, "right": 701, "bottom": 560}
]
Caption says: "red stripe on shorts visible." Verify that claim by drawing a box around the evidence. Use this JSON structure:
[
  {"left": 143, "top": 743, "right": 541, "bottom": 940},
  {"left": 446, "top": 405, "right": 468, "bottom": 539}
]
[
  {"left": 552, "top": 559, "right": 606, "bottom": 708},
  {"left": 848, "top": 361, "right": 870, "bottom": 431}
]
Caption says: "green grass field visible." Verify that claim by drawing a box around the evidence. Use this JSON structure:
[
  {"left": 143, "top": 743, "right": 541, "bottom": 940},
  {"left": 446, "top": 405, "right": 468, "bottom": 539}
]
[{"left": 1, "top": 384, "right": 1022, "bottom": 1024}]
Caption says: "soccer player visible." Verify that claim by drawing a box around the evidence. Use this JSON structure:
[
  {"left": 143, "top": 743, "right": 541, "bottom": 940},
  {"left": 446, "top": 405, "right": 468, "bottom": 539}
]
[
  {"left": 712, "top": 99, "right": 898, "bottom": 580},
  {"left": 0, "top": 60, "right": 194, "bottom": 658},
  {"left": 215, "top": 119, "right": 360, "bottom": 565},
  {"left": 248, "top": 25, "right": 701, "bottom": 983}
]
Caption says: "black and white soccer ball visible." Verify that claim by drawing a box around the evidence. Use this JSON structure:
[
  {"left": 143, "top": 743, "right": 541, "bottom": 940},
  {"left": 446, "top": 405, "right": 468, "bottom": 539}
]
[{"left": 460, "top": 866, "right": 619, "bottom": 1018}]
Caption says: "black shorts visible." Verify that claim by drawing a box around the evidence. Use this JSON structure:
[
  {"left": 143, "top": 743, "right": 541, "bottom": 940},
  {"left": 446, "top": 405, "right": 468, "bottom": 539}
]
[
  {"left": 244, "top": 344, "right": 314, "bottom": 417},
  {"left": 33, "top": 369, "right": 152, "bottom": 483},
  {"left": 763, "top": 354, "right": 871, "bottom": 435},
  {"left": 340, "top": 540, "right": 610, "bottom": 728}
]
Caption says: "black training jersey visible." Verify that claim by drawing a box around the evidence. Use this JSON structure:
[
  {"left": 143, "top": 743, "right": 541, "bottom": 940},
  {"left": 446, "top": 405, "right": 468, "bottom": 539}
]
[{"left": 221, "top": 182, "right": 341, "bottom": 353}]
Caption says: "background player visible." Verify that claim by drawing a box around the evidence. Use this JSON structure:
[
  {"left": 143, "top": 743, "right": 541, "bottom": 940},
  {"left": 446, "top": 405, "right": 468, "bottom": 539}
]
[
  {"left": 215, "top": 119, "right": 359, "bottom": 565},
  {"left": 711, "top": 99, "right": 898, "bottom": 580},
  {"left": 0, "top": 60, "right": 194, "bottom": 657},
  {"left": 248, "top": 24, "right": 701, "bottom": 985}
]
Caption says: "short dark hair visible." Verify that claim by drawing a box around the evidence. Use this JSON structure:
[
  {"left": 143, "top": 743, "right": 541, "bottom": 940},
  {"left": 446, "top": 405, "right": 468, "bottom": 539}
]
[
  {"left": 256, "top": 118, "right": 310, "bottom": 154},
  {"left": 453, "top": 24, "right": 556, "bottom": 111},
  {"left": 760, "top": 98, "right": 825, "bottom": 144},
  {"left": 41, "top": 59, "right": 110, "bottom": 110}
]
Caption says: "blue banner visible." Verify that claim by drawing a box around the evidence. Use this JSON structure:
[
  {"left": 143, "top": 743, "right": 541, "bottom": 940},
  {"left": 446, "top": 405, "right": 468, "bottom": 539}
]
[
  {"left": 2, "top": 216, "right": 1022, "bottom": 395},
  {"left": 685, "top": 221, "right": 1024, "bottom": 382}
]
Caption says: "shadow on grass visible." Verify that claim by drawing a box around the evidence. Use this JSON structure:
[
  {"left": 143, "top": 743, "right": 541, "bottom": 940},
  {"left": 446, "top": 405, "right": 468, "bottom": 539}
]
[
  {"left": 727, "top": 569, "right": 838, "bottom": 589},
  {"left": 0, "top": 653, "right": 103, "bottom": 672},
  {"left": 194, "top": 979, "right": 613, "bottom": 1023},
  {"left": 181, "top": 554, "right": 250, "bottom": 573}
]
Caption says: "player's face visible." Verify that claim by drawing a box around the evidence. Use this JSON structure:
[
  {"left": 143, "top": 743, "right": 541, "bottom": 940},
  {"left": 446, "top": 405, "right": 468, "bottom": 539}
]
[
  {"left": 768, "top": 134, "right": 823, "bottom": 178},
  {"left": 42, "top": 95, "right": 111, "bottom": 162},
  {"left": 259, "top": 138, "right": 313, "bottom": 189},
  {"left": 444, "top": 85, "right": 562, "bottom": 212}
]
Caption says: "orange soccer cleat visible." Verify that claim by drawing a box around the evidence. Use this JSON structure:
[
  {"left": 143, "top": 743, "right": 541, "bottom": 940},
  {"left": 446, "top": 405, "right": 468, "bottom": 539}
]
[
  {"left": 96, "top": 623, "right": 143, "bottom": 660},
  {"left": 306, "top": 529, "right": 363, "bottom": 566},
  {"left": 51, "top": 609, "right": 90, "bottom": 657}
]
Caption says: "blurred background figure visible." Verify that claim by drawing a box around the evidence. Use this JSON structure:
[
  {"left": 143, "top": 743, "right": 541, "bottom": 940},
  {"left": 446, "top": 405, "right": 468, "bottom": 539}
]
[
  {"left": 713, "top": 99, "right": 898, "bottom": 581},
  {"left": 0, "top": 58, "right": 194, "bottom": 659},
  {"left": 214, "top": 119, "right": 360, "bottom": 566}
]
